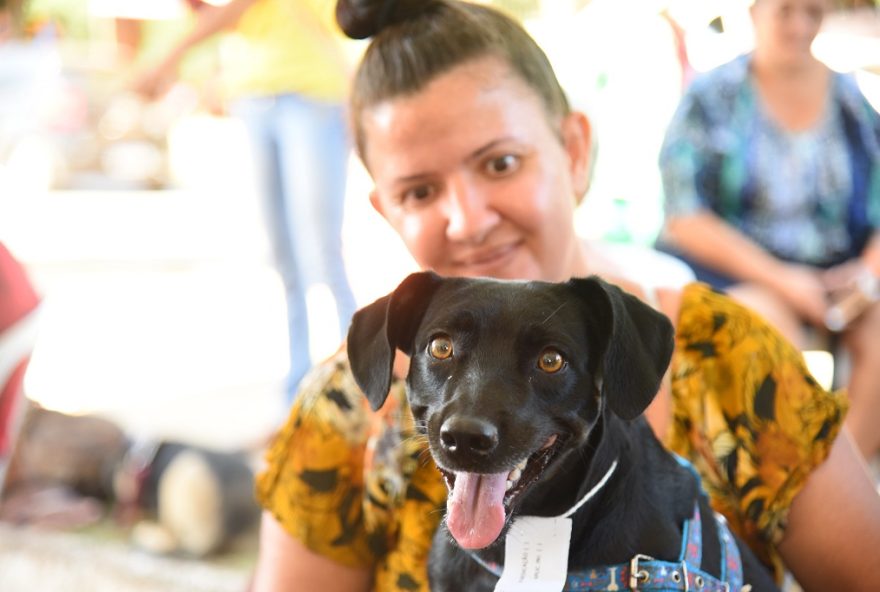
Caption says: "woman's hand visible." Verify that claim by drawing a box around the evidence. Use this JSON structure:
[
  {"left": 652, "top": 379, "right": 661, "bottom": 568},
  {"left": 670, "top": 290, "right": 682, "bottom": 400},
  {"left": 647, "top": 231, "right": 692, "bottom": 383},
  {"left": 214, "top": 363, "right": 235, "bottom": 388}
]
[
  {"left": 822, "top": 259, "right": 869, "bottom": 294},
  {"left": 769, "top": 263, "right": 829, "bottom": 328},
  {"left": 129, "top": 59, "right": 178, "bottom": 100}
]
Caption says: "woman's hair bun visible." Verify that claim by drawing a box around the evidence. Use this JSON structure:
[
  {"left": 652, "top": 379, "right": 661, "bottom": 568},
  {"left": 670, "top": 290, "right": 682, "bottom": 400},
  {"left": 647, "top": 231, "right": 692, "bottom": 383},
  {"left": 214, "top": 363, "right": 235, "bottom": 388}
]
[{"left": 336, "top": 0, "right": 440, "bottom": 40}]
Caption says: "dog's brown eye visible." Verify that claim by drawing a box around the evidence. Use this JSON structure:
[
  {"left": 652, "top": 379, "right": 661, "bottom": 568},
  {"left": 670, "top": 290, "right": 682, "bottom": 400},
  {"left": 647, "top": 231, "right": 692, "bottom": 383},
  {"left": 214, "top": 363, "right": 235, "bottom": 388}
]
[
  {"left": 429, "top": 335, "right": 454, "bottom": 360},
  {"left": 538, "top": 348, "right": 564, "bottom": 373}
]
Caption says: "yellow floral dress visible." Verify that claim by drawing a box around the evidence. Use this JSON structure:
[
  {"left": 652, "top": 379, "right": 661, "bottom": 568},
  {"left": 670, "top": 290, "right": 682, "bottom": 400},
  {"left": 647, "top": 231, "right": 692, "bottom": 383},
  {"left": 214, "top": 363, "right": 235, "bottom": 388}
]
[{"left": 256, "top": 283, "right": 847, "bottom": 589}]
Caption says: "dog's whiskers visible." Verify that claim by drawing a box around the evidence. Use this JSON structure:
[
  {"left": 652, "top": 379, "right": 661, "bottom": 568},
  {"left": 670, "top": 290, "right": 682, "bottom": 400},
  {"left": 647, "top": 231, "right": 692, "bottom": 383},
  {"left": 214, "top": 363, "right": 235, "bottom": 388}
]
[
  {"left": 410, "top": 432, "right": 428, "bottom": 445},
  {"left": 404, "top": 433, "right": 429, "bottom": 448},
  {"left": 416, "top": 447, "right": 435, "bottom": 466}
]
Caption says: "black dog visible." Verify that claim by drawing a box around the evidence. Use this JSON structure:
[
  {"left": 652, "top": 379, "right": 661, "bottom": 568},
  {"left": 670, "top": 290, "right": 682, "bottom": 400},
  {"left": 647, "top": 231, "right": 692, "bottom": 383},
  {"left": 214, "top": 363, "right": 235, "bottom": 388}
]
[{"left": 348, "top": 272, "right": 779, "bottom": 591}]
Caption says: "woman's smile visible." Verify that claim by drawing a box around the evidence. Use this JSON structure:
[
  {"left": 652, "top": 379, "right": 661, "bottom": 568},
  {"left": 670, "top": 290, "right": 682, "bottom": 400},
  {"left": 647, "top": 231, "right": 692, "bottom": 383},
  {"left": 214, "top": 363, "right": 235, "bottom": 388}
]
[{"left": 451, "top": 240, "right": 524, "bottom": 276}]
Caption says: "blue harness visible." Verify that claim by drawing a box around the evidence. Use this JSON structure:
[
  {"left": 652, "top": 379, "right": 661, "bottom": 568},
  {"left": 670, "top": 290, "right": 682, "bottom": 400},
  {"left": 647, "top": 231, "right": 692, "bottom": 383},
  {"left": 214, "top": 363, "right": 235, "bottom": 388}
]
[{"left": 467, "top": 457, "right": 746, "bottom": 591}]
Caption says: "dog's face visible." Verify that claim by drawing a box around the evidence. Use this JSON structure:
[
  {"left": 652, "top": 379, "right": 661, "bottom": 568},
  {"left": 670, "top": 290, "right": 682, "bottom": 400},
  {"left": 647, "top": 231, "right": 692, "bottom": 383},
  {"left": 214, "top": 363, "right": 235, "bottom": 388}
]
[{"left": 348, "top": 272, "right": 674, "bottom": 550}]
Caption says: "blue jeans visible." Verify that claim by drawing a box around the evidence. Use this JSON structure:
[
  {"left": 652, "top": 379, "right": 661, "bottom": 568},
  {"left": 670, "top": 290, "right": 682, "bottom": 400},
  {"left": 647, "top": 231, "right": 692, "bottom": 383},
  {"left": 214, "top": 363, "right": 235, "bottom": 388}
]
[{"left": 232, "top": 94, "right": 356, "bottom": 403}]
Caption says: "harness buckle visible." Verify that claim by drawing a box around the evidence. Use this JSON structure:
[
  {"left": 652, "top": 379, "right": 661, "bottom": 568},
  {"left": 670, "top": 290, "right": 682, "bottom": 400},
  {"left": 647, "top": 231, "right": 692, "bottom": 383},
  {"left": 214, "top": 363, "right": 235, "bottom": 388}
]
[{"left": 629, "top": 554, "right": 653, "bottom": 589}]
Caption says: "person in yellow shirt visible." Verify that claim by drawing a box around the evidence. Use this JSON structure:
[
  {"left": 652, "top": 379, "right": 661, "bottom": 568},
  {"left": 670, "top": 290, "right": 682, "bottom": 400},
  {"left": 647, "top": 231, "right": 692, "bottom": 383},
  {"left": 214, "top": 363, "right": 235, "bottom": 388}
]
[{"left": 135, "top": 0, "right": 357, "bottom": 403}]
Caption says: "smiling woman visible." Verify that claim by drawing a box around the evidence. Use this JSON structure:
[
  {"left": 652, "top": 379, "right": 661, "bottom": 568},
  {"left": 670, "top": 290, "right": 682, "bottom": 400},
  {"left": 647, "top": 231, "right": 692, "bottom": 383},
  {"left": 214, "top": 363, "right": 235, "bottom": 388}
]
[
  {"left": 248, "top": 1, "right": 880, "bottom": 591},
  {"left": 363, "top": 55, "right": 591, "bottom": 283}
]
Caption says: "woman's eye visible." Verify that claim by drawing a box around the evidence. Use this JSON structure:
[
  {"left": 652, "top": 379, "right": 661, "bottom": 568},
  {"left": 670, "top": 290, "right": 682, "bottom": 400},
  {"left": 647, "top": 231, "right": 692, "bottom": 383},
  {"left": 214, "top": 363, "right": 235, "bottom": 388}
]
[
  {"left": 403, "top": 184, "right": 435, "bottom": 202},
  {"left": 485, "top": 154, "right": 520, "bottom": 176},
  {"left": 429, "top": 335, "right": 454, "bottom": 360},
  {"left": 537, "top": 348, "right": 565, "bottom": 373}
]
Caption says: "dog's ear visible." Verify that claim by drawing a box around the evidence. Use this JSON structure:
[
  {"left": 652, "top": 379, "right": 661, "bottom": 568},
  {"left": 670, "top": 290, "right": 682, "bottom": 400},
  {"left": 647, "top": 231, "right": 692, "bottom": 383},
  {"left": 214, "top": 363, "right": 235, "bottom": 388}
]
[
  {"left": 570, "top": 276, "right": 675, "bottom": 420},
  {"left": 347, "top": 271, "right": 443, "bottom": 410}
]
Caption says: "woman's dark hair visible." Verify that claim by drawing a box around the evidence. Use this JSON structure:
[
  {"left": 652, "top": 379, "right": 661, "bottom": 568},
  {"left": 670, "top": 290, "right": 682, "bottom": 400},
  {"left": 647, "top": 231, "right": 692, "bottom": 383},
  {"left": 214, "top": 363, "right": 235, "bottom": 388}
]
[{"left": 335, "top": 0, "right": 570, "bottom": 162}]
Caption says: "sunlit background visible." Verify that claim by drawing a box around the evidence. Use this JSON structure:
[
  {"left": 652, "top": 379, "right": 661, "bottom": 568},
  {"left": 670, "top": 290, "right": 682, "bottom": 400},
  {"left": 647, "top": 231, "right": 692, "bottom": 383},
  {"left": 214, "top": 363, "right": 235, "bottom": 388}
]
[{"left": 1, "top": 0, "right": 877, "bottom": 448}]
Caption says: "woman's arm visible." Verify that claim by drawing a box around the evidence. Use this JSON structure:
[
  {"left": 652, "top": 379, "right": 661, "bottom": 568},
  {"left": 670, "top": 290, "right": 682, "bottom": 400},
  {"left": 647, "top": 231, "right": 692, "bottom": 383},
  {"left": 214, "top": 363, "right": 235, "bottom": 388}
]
[
  {"left": 131, "top": 0, "right": 258, "bottom": 98},
  {"left": 249, "top": 512, "right": 372, "bottom": 592},
  {"left": 778, "top": 428, "right": 880, "bottom": 592}
]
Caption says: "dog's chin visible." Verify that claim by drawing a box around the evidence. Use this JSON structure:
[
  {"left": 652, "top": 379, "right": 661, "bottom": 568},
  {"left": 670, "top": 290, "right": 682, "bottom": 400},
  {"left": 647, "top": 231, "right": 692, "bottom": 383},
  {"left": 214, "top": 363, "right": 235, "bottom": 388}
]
[{"left": 437, "top": 433, "right": 567, "bottom": 550}]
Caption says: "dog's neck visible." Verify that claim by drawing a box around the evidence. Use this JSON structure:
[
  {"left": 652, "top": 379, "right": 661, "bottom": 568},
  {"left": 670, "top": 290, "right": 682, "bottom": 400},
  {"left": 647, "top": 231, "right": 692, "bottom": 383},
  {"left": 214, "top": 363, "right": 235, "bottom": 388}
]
[
  {"left": 475, "top": 413, "right": 696, "bottom": 570},
  {"left": 572, "top": 415, "right": 697, "bottom": 565}
]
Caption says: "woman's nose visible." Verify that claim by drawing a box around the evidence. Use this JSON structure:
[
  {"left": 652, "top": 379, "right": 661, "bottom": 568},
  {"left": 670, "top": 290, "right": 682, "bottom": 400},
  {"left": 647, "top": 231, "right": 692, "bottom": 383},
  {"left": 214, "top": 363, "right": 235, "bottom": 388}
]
[{"left": 444, "top": 176, "right": 499, "bottom": 244}]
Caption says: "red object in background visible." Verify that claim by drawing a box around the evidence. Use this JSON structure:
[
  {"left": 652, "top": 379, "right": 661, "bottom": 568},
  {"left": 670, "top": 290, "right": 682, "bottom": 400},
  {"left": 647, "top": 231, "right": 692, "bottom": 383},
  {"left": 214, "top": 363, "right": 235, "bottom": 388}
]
[
  {"left": 0, "top": 243, "right": 40, "bottom": 456},
  {"left": 0, "top": 362, "right": 28, "bottom": 455}
]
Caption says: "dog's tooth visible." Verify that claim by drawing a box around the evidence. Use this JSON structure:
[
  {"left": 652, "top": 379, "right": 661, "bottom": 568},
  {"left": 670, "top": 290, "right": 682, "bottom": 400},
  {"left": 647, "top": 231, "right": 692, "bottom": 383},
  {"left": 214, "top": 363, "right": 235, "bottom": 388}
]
[
  {"left": 516, "top": 458, "right": 528, "bottom": 471},
  {"left": 508, "top": 467, "right": 522, "bottom": 483},
  {"left": 505, "top": 480, "right": 514, "bottom": 491}
]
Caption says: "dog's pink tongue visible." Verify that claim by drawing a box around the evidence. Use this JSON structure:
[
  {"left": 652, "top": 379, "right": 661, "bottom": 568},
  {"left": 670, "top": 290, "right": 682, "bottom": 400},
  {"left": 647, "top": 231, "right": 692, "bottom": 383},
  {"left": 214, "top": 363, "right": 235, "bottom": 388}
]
[{"left": 446, "top": 471, "right": 508, "bottom": 549}]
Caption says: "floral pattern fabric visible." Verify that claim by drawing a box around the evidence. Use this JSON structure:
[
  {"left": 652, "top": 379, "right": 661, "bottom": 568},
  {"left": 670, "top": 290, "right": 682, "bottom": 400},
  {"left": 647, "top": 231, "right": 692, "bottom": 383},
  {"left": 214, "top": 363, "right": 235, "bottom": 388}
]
[{"left": 666, "top": 283, "right": 847, "bottom": 580}]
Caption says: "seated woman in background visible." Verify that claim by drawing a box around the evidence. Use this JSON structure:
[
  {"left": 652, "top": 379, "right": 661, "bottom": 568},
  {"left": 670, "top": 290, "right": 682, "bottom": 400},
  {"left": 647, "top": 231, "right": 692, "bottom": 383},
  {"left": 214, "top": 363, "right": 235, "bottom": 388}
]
[
  {"left": 249, "top": 1, "right": 880, "bottom": 591},
  {"left": 657, "top": 0, "right": 880, "bottom": 460}
]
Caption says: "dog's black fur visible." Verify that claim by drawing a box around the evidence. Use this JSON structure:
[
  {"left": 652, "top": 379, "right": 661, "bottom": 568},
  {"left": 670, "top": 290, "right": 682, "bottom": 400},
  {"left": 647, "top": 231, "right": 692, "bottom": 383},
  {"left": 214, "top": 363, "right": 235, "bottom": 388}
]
[{"left": 348, "top": 272, "right": 779, "bottom": 591}]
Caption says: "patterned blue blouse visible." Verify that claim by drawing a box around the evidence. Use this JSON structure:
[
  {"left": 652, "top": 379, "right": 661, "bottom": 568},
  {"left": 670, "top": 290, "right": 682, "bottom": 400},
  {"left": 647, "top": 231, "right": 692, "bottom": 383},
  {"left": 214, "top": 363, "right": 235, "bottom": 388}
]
[{"left": 659, "top": 53, "right": 880, "bottom": 269}]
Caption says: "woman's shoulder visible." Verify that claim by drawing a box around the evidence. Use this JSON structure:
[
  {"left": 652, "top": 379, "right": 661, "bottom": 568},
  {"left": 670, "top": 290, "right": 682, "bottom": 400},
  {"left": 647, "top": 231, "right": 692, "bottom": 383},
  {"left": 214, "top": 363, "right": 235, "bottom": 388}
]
[
  {"left": 665, "top": 54, "right": 753, "bottom": 137},
  {"left": 583, "top": 240, "right": 697, "bottom": 325},
  {"left": 686, "top": 53, "right": 751, "bottom": 99},
  {"left": 580, "top": 242, "right": 766, "bottom": 334},
  {"left": 673, "top": 282, "right": 787, "bottom": 344},
  {"left": 297, "top": 349, "right": 372, "bottom": 417},
  {"left": 266, "top": 350, "right": 383, "bottom": 459}
]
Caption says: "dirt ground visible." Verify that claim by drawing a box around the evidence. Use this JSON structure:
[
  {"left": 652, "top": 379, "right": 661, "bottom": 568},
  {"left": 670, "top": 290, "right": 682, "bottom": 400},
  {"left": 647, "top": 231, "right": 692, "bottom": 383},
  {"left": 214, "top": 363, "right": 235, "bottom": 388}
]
[{"left": 0, "top": 521, "right": 255, "bottom": 592}]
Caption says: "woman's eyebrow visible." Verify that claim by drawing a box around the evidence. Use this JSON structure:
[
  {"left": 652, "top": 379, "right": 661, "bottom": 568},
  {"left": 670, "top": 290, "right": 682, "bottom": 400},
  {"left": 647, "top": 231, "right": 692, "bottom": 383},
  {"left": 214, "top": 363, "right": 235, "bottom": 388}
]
[
  {"left": 466, "top": 138, "right": 517, "bottom": 164},
  {"left": 390, "top": 171, "right": 435, "bottom": 187},
  {"left": 388, "top": 137, "right": 521, "bottom": 186}
]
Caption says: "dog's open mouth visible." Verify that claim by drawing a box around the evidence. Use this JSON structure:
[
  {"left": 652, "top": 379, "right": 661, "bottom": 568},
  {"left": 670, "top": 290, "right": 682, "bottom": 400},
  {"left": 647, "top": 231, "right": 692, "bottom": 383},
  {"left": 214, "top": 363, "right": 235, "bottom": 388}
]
[{"left": 438, "top": 433, "right": 565, "bottom": 550}]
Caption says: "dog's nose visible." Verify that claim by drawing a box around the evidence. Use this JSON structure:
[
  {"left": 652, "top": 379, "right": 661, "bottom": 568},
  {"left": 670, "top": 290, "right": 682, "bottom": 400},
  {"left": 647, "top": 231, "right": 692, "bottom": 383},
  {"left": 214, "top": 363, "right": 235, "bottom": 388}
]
[{"left": 440, "top": 416, "right": 499, "bottom": 456}]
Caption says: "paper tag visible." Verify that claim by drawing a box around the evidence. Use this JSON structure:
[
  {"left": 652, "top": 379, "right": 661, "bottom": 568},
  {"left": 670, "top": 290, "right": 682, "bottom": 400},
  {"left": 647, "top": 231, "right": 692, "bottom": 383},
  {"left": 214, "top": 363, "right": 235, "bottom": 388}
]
[{"left": 494, "top": 516, "right": 572, "bottom": 592}]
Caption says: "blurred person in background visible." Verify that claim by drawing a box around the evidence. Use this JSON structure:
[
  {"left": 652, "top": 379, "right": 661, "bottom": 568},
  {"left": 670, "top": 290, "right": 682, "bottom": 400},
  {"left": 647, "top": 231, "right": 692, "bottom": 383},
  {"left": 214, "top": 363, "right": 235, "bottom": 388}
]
[
  {"left": 249, "top": 1, "right": 880, "bottom": 591},
  {"left": 657, "top": 0, "right": 880, "bottom": 461},
  {"left": 134, "top": 0, "right": 358, "bottom": 405}
]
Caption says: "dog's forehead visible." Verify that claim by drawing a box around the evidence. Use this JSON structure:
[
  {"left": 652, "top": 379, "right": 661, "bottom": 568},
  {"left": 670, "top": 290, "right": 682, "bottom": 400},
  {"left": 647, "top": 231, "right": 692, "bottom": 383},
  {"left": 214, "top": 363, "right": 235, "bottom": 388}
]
[{"left": 423, "top": 278, "right": 580, "bottom": 326}]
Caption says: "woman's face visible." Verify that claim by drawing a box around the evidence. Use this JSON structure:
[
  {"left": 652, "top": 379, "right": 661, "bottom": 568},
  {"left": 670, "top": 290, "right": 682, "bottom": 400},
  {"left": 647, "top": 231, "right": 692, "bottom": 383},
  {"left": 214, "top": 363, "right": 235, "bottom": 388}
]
[
  {"left": 750, "top": 0, "right": 830, "bottom": 66},
  {"left": 361, "top": 56, "right": 591, "bottom": 283}
]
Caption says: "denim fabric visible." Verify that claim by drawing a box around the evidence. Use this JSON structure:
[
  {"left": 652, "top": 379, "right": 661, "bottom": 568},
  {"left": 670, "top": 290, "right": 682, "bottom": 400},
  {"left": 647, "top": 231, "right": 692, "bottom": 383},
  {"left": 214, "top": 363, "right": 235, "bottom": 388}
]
[{"left": 232, "top": 94, "right": 356, "bottom": 403}]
